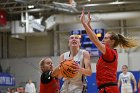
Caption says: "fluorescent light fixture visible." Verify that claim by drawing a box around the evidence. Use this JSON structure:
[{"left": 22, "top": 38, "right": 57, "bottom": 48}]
[
  {"left": 15, "top": 0, "right": 25, "bottom": 3},
  {"left": 83, "top": 4, "right": 101, "bottom": 7},
  {"left": 82, "top": 1, "right": 140, "bottom": 7},
  {"left": 109, "top": 1, "right": 125, "bottom": 5},
  {"left": 28, "top": 5, "right": 34, "bottom": 9},
  {"left": 15, "top": 0, "right": 28, "bottom": 3}
]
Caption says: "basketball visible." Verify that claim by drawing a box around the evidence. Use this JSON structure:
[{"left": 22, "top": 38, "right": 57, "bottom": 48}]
[{"left": 60, "top": 59, "right": 78, "bottom": 78}]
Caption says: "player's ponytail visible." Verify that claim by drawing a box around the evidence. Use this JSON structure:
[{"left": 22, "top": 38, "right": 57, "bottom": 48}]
[
  {"left": 107, "top": 32, "right": 138, "bottom": 48},
  {"left": 117, "top": 34, "right": 138, "bottom": 48}
]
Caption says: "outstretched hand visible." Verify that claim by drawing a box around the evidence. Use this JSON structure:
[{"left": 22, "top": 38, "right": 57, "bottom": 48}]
[
  {"left": 80, "top": 9, "right": 86, "bottom": 23},
  {"left": 80, "top": 9, "right": 92, "bottom": 25},
  {"left": 87, "top": 10, "right": 92, "bottom": 25}
]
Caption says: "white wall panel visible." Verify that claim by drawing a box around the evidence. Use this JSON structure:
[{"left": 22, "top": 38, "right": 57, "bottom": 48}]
[
  {"left": 126, "top": 19, "right": 140, "bottom": 27},
  {"left": 118, "top": 53, "right": 128, "bottom": 71},
  {"left": 26, "top": 34, "right": 54, "bottom": 57},
  {"left": 128, "top": 52, "right": 140, "bottom": 71}
]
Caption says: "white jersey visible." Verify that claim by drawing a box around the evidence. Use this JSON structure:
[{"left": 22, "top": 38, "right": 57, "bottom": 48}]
[
  {"left": 119, "top": 72, "right": 135, "bottom": 87},
  {"left": 61, "top": 49, "right": 86, "bottom": 93},
  {"left": 25, "top": 83, "right": 36, "bottom": 93}
]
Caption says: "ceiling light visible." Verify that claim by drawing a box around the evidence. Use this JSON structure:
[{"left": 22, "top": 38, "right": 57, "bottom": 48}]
[
  {"left": 109, "top": 1, "right": 125, "bottom": 5},
  {"left": 28, "top": 5, "right": 34, "bottom": 9},
  {"left": 15, "top": 0, "right": 28, "bottom": 3}
]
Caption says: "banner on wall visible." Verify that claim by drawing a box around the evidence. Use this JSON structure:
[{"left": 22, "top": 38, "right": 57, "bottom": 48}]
[
  {"left": 0, "top": 73, "right": 15, "bottom": 86},
  {"left": 0, "top": 9, "right": 7, "bottom": 26}
]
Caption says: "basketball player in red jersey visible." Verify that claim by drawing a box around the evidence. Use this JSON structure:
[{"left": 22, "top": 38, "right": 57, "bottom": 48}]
[
  {"left": 80, "top": 9, "right": 138, "bottom": 93},
  {"left": 39, "top": 57, "right": 60, "bottom": 93}
]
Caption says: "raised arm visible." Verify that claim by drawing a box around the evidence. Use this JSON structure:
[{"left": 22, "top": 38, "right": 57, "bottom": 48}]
[{"left": 80, "top": 10, "right": 106, "bottom": 54}]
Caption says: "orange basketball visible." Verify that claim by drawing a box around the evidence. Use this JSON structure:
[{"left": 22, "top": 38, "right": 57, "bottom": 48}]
[{"left": 60, "top": 59, "right": 78, "bottom": 78}]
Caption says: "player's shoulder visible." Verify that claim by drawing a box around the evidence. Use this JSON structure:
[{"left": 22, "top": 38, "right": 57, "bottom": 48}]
[
  {"left": 81, "top": 49, "right": 87, "bottom": 52},
  {"left": 127, "top": 72, "right": 133, "bottom": 75},
  {"left": 41, "top": 71, "right": 53, "bottom": 84},
  {"left": 60, "top": 51, "right": 70, "bottom": 57},
  {"left": 125, "top": 71, "right": 130, "bottom": 74},
  {"left": 63, "top": 51, "right": 70, "bottom": 55},
  {"left": 119, "top": 72, "right": 124, "bottom": 76},
  {"left": 81, "top": 49, "right": 89, "bottom": 54}
]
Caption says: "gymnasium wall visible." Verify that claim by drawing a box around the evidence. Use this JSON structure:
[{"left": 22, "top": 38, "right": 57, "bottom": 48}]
[
  {"left": 1, "top": 15, "right": 140, "bottom": 92},
  {"left": 1, "top": 18, "right": 140, "bottom": 58}
]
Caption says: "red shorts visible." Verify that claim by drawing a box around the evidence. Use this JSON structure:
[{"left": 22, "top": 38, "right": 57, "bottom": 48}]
[{"left": 99, "top": 86, "right": 119, "bottom": 93}]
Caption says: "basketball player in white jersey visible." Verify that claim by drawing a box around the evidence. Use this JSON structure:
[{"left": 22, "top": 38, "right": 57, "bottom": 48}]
[
  {"left": 118, "top": 65, "right": 137, "bottom": 93},
  {"left": 60, "top": 35, "right": 92, "bottom": 93}
]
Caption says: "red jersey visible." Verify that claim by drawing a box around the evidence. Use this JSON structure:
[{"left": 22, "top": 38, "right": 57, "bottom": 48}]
[
  {"left": 96, "top": 45, "right": 118, "bottom": 87},
  {"left": 39, "top": 78, "right": 60, "bottom": 93}
]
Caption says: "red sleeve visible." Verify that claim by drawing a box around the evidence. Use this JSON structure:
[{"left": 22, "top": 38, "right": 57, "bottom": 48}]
[{"left": 102, "top": 45, "right": 116, "bottom": 62}]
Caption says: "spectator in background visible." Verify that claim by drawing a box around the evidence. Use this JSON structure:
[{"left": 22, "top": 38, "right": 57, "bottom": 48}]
[
  {"left": 25, "top": 79, "right": 36, "bottom": 93},
  {"left": 118, "top": 65, "right": 137, "bottom": 93},
  {"left": 17, "top": 87, "right": 25, "bottom": 93},
  {"left": 7, "top": 88, "right": 11, "bottom": 93},
  {"left": 11, "top": 88, "right": 15, "bottom": 93},
  {"left": 15, "top": 88, "right": 19, "bottom": 93}
]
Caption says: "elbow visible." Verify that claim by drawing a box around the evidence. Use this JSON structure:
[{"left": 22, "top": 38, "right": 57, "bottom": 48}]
[
  {"left": 86, "top": 71, "right": 92, "bottom": 76},
  {"left": 81, "top": 68, "right": 92, "bottom": 76}
]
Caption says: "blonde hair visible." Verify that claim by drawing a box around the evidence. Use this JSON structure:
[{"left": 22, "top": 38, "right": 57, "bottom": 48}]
[
  {"left": 107, "top": 32, "right": 138, "bottom": 48},
  {"left": 39, "top": 57, "right": 52, "bottom": 66},
  {"left": 70, "top": 34, "right": 81, "bottom": 39}
]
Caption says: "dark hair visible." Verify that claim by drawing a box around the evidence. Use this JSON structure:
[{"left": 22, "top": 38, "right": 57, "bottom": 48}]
[{"left": 107, "top": 32, "right": 138, "bottom": 48}]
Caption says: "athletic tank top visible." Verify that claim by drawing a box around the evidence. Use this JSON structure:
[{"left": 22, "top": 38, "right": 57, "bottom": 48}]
[
  {"left": 39, "top": 78, "right": 60, "bottom": 93},
  {"left": 40, "top": 78, "right": 60, "bottom": 93},
  {"left": 96, "top": 45, "right": 118, "bottom": 86},
  {"left": 63, "top": 49, "right": 85, "bottom": 85},
  {"left": 119, "top": 72, "right": 135, "bottom": 87},
  {"left": 39, "top": 71, "right": 60, "bottom": 93}
]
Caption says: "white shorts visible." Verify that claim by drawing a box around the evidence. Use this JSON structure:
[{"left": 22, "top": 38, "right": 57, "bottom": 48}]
[
  {"left": 121, "top": 85, "right": 133, "bottom": 93},
  {"left": 60, "top": 81, "right": 83, "bottom": 93}
]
